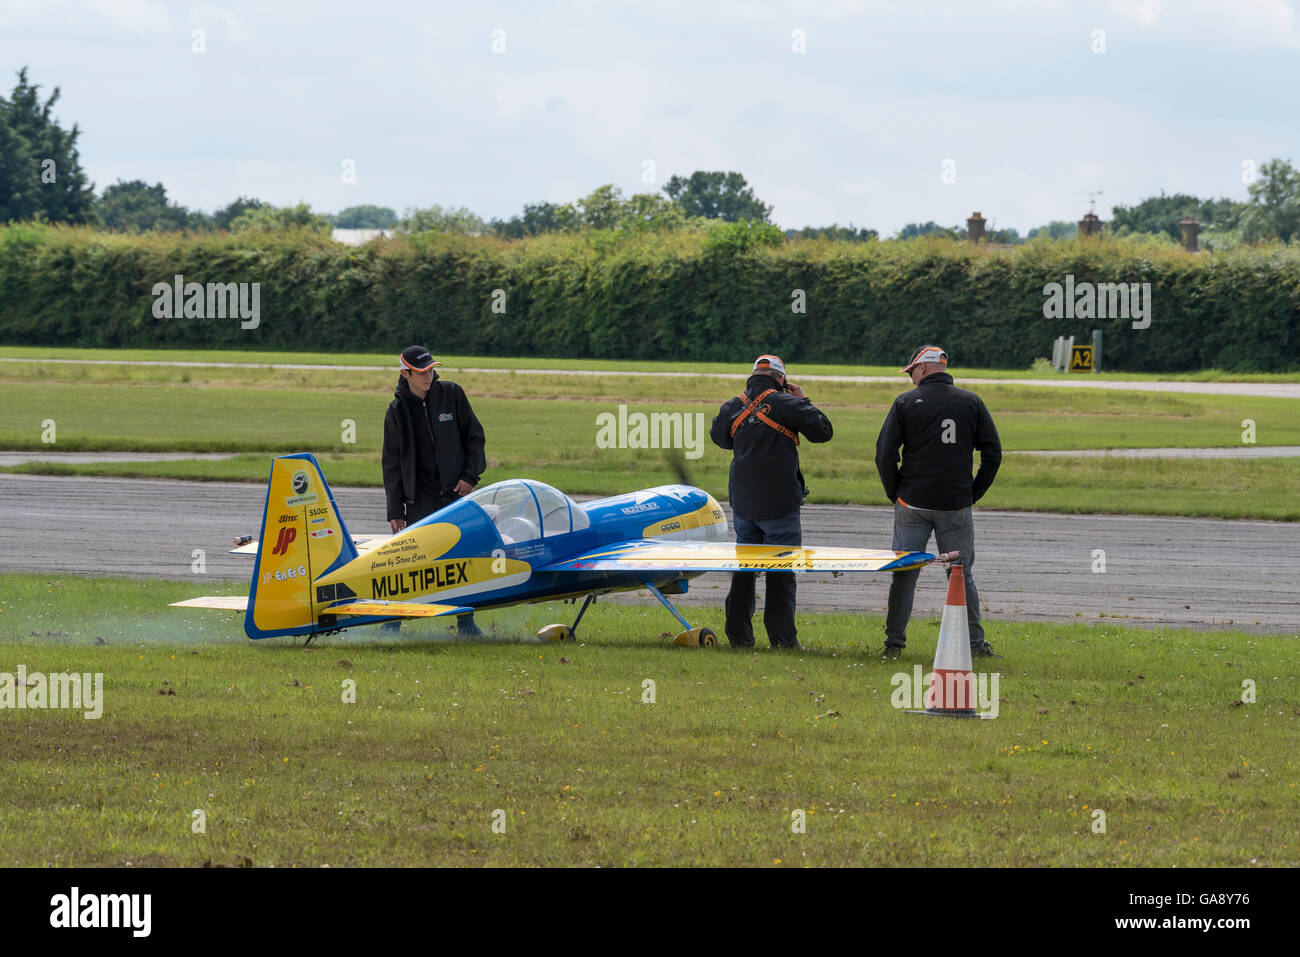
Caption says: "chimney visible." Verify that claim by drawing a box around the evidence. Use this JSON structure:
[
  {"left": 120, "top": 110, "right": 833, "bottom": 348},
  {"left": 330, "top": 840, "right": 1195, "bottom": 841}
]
[
  {"left": 966, "top": 211, "right": 986, "bottom": 243},
  {"left": 1178, "top": 217, "right": 1200, "bottom": 252},
  {"left": 1078, "top": 212, "right": 1103, "bottom": 237}
]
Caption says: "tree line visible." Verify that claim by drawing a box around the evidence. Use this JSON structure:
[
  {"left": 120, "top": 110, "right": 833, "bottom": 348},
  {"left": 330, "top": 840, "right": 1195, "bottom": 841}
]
[{"left": 4, "top": 67, "right": 1299, "bottom": 246}]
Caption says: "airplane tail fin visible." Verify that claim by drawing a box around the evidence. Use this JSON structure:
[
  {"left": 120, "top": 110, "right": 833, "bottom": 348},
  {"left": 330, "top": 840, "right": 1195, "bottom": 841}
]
[{"left": 244, "top": 453, "right": 360, "bottom": 640}]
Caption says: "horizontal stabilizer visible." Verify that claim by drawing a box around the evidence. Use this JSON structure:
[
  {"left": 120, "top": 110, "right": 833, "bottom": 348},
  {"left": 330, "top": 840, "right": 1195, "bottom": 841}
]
[
  {"left": 328, "top": 601, "right": 475, "bottom": 619},
  {"left": 542, "top": 540, "right": 934, "bottom": 573},
  {"left": 230, "top": 535, "right": 384, "bottom": 555},
  {"left": 170, "top": 596, "right": 249, "bottom": 611}
]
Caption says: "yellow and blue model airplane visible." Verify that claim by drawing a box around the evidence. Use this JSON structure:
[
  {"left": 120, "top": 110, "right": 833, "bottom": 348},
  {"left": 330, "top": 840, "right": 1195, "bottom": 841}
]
[{"left": 174, "top": 453, "right": 943, "bottom": 645}]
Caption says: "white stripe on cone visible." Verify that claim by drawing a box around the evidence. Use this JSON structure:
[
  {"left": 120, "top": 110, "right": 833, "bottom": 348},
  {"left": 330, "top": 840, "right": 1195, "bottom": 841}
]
[{"left": 925, "top": 565, "right": 976, "bottom": 713}]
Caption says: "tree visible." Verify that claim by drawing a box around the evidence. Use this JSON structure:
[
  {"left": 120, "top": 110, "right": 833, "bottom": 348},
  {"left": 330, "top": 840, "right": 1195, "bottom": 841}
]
[
  {"left": 0, "top": 67, "right": 95, "bottom": 223},
  {"left": 787, "top": 224, "right": 878, "bottom": 242},
  {"left": 94, "top": 180, "right": 196, "bottom": 231},
  {"left": 398, "top": 204, "right": 487, "bottom": 234},
  {"left": 212, "top": 196, "right": 267, "bottom": 230},
  {"left": 229, "top": 202, "right": 332, "bottom": 233},
  {"left": 1026, "top": 220, "right": 1079, "bottom": 241},
  {"left": 896, "top": 221, "right": 961, "bottom": 240},
  {"left": 489, "top": 201, "right": 580, "bottom": 238},
  {"left": 1241, "top": 158, "right": 1300, "bottom": 243},
  {"left": 334, "top": 204, "right": 397, "bottom": 229},
  {"left": 491, "top": 190, "right": 694, "bottom": 237},
  {"left": 0, "top": 104, "right": 35, "bottom": 221},
  {"left": 662, "top": 171, "right": 772, "bottom": 222},
  {"left": 576, "top": 184, "right": 625, "bottom": 230},
  {"left": 622, "top": 191, "right": 686, "bottom": 229},
  {"left": 1110, "top": 191, "right": 1248, "bottom": 242}
]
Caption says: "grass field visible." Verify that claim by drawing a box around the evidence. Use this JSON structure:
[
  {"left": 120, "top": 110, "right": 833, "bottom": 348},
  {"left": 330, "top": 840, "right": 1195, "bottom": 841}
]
[
  {"left": 3, "top": 354, "right": 1297, "bottom": 519},
  {"left": 5, "top": 345, "right": 1300, "bottom": 382},
  {"left": 1, "top": 572, "right": 1295, "bottom": 867}
]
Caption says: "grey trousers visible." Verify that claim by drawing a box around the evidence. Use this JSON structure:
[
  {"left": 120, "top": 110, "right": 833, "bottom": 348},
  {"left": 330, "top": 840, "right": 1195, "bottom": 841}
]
[{"left": 884, "top": 503, "right": 986, "bottom": 648}]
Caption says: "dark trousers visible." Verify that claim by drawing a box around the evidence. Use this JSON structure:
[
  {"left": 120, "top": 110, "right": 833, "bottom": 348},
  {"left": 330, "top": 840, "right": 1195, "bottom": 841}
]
[
  {"left": 884, "top": 503, "right": 985, "bottom": 649},
  {"left": 382, "top": 491, "right": 477, "bottom": 633},
  {"left": 725, "top": 510, "right": 801, "bottom": 648}
]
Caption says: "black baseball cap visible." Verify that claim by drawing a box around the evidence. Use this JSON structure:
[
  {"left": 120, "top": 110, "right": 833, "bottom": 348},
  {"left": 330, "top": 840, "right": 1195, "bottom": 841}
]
[{"left": 399, "top": 345, "right": 442, "bottom": 372}]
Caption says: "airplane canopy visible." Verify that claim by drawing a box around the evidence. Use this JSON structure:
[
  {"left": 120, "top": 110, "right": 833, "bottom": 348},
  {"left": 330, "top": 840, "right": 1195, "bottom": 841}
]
[{"left": 465, "top": 479, "right": 590, "bottom": 544}]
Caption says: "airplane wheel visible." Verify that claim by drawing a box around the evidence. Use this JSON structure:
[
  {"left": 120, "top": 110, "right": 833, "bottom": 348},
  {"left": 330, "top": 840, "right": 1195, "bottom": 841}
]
[
  {"left": 537, "top": 623, "right": 572, "bottom": 642},
  {"left": 673, "top": 627, "right": 716, "bottom": 647}
]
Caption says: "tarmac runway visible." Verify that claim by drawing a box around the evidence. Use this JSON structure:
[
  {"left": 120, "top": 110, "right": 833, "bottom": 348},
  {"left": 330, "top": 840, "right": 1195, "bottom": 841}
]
[{"left": 3, "top": 473, "right": 1296, "bottom": 635}]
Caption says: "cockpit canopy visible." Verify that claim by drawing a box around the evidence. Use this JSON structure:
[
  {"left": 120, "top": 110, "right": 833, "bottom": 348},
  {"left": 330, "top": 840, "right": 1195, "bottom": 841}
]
[{"left": 465, "top": 479, "right": 591, "bottom": 544}]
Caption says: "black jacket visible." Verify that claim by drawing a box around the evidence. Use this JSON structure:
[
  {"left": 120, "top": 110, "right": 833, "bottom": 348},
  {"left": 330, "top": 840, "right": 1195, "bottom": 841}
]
[
  {"left": 874, "top": 371, "right": 1001, "bottom": 510},
  {"left": 710, "top": 374, "right": 834, "bottom": 521},
  {"left": 382, "top": 376, "right": 486, "bottom": 521}
]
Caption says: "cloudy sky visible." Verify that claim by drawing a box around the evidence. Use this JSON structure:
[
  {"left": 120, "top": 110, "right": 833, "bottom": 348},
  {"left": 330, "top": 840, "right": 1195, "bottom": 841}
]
[{"left": 2, "top": 0, "right": 1296, "bottom": 234}]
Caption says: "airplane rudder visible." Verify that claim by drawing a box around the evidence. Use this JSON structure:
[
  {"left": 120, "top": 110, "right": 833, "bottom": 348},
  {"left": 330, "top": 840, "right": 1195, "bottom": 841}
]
[{"left": 244, "top": 454, "right": 329, "bottom": 639}]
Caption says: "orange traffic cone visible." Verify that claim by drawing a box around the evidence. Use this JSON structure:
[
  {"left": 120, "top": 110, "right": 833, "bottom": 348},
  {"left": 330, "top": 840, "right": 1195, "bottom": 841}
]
[{"left": 910, "top": 563, "right": 988, "bottom": 719}]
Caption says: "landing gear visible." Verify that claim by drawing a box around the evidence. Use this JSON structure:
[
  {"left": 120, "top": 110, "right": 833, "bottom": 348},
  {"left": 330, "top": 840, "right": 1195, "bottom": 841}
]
[
  {"left": 536, "top": 623, "right": 574, "bottom": 642},
  {"left": 536, "top": 593, "right": 596, "bottom": 642},
  {"left": 641, "top": 581, "right": 718, "bottom": 649},
  {"left": 674, "top": 626, "right": 717, "bottom": 647}
]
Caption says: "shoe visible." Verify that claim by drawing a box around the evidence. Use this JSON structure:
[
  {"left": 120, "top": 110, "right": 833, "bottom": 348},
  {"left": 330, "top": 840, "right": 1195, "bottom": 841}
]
[
  {"left": 457, "top": 619, "right": 484, "bottom": 637},
  {"left": 971, "top": 642, "right": 1002, "bottom": 659},
  {"left": 771, "top": 641, "right": 804, "bottom": 651},
  {"left": 880, "top": 644, "right": 903, "bottom": 660}
]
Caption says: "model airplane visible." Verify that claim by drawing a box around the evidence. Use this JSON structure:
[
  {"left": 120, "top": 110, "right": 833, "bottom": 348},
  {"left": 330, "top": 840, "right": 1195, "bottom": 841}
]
[{"left": 173, "top": 453, "right": 945, "bottom": 645}]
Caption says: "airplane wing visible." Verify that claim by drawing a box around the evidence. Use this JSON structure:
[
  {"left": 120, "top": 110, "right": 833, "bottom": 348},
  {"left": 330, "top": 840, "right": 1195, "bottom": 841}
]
[
  {"left": 171, "top": 596, "right": 248, "bottom": 610},
  {"left": 170, "top": 596, "right": 472, "bottom": 619},
  {"left": 540, "top": 540, "right": 934, "bottom": 573},
  {"left": 230, "top": 535, "right": 387, "bottom": 555},
  {"left": 326, "top": 601, "right": 474, "bottom": 619}
]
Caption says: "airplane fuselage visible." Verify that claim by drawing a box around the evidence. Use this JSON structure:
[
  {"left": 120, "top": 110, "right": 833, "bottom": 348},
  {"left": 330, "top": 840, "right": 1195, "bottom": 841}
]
[{"left": 310, "top": 483, "right": 728, "bottom": 623}]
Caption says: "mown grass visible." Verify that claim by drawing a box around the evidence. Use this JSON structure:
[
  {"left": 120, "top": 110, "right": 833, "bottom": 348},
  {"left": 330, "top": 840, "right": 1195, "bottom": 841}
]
[
  {"left": 2, "top": 345, "right": 1300, "bottom": 382},
  {"left": 2, "top": 360, "right": 1297, "bottom": 518},
  {"left": 5, "top": 361, "right": 1293, "bottom": 453},
  {"left": 0, "top": 572, "right": 1295, "bottom": 867}
]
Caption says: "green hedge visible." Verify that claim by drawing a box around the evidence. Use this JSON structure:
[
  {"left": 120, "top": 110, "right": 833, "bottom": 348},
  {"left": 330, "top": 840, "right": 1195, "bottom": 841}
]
[{"left": 1, "top": 223, "right": 1297, "bottom": 371}]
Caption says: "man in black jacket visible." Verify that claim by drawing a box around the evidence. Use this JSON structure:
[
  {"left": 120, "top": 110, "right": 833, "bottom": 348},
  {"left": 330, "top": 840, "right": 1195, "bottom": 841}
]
[
  {"left": 875, "top": 345, "right": 1002, "bottom": 658},
  {"left": 381, "top": 345, "right": 487, "bottom": 634},
  {"left": 710, "top": 355, "right": 833, "bottom": 650}
]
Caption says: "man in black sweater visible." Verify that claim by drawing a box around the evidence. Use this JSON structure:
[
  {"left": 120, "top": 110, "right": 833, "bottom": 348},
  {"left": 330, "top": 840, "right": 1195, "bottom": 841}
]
[
  {"left": 710, "top": 355, "right": 834, "bottom": 650},
  {"left": 874, "top": 345, "right": 1002, "bottom": 658},
  {"left": 381, "top": 345, "right": 487, "bottom": 635}
]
